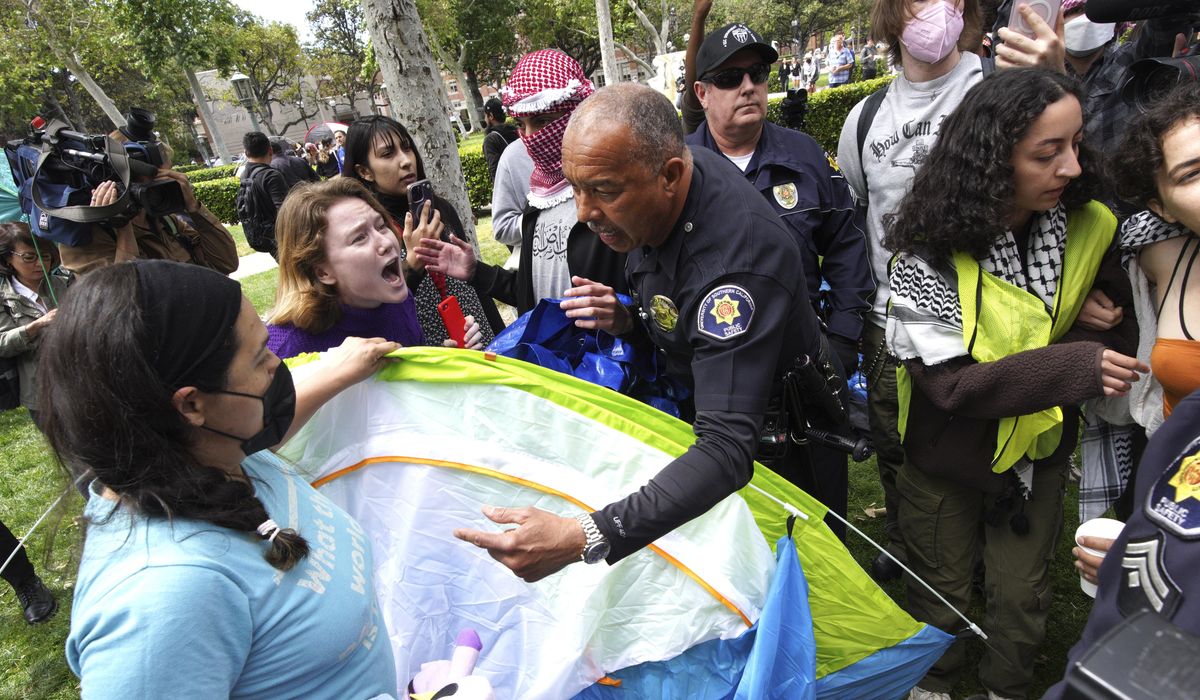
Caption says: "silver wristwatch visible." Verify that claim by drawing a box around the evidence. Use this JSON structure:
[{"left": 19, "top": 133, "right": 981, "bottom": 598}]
[{"left": 576, "top": 513, "right": 610, "bottom": 564}]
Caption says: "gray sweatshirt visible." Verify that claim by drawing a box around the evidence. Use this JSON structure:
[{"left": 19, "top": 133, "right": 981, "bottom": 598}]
[{"left": 836, "top": 51, "right": 984, "bottom": 327}]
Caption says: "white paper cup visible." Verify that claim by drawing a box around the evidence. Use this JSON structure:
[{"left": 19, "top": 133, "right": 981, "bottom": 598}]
[{"left": 1074, "top": 517, "right": 1125, "bottom": 597}]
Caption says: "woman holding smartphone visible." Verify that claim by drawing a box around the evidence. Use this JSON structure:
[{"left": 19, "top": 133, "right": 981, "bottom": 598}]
[
  {"left": 266, "top": 178, "right": 483, "bottom": 359},
  {"left": 342, "top": 115, "right": 504, "bottom": 346}
]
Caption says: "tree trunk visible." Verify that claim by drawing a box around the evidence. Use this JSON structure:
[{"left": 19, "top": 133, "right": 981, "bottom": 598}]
[
  {"left": 464, "top": 67, "right": 486, "bottom": 134},
  {"left": 53, "top": 53, "right": 123, "bottom": 129},
  {"left": 454, "top": 43, "right": 482, "bottom": 133},
  {"left": 361, "top": 0, "right": 477, "bottom": 246},
  {"left": 625, "top": 0, "right": 665, "bottom": 55},
  {"left": 185, "top": 68, "right": 232, "bottom": 163},
  {"left": 594, "top": 0, "right": 620, "bottom": 86}
]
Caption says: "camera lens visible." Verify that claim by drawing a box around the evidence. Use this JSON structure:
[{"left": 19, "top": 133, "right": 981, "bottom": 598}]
[{"left": 1124, "top": 56, "right": 1200, "bottom": 113}]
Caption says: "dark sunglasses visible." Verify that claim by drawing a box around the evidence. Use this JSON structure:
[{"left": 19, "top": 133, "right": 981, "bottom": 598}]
[{"left": 703, "top": 63, "right": 771, "bottom": 90}]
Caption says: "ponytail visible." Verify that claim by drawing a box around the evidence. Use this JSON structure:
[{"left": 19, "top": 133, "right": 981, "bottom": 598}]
[{"left": 39, "top": 263, "right": 311, "bottom": 572}]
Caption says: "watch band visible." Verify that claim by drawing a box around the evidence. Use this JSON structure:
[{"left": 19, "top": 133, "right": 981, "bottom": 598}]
[{"left": 576, "top": 513, "right": 609, "bottom": 563}]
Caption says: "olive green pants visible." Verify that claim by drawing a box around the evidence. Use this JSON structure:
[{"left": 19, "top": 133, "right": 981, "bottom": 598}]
[
  {"left": 862, "top": 320, "right": 905, "bottom": 549},
  {"left": 897, "top": 459, "right": 1068, "bottom": 699}
]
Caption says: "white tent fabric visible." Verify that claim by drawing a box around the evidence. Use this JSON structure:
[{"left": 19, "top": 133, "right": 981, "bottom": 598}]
[{"left": 280, "top": 363, "right": 776, "bottom": 698}]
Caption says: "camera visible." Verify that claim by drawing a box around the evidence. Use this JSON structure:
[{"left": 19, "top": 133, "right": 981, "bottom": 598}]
[
  {"left": 4, "top": 108, "right": 187, "bottom": 246},
  {"left": 1085, "top": 0, "right": 1200, "bottom": 111}
]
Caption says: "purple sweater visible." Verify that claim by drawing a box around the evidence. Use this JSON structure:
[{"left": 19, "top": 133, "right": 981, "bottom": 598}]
[{"left": 267, "top": 298, "right": 424, "bottom": 359}]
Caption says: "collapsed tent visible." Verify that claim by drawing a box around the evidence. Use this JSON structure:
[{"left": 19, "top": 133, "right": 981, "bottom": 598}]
[{"left": 279, "top": 348, "right": 952, "bottom": 698}]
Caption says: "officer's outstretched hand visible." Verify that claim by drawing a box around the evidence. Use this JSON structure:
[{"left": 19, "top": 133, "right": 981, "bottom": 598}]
[
  {"left": 454, "top": 506, "right": 586, "bottom": 582},
  {"left": 561, "top": 276, "right": 633, "bottom": 334}
]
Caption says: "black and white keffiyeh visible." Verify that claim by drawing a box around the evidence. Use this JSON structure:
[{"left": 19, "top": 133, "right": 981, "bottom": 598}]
[
  {"left": 888, "top": 205, "right": 1069, "bottom": 365},
  {"left": 886, "top": 205, "right": 1070, "bottom": 497},
  {"left": 1119, "top": 209, "right": 1191, "bottom": 267}
]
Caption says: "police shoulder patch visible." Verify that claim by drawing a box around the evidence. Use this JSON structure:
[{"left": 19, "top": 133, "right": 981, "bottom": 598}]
[
  {"left": 697, "top": 284, "right": 755, "bottom": 340},
  {"left": 1118, "top": 533, "right": 1183, "bottom": 619},
  {"left": 1146, "top": 437, "right": 1200, "bottom": 539}
]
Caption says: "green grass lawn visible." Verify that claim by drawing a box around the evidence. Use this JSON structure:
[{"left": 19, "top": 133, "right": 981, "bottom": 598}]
[
  {"left": 226, "top": 223, "right": 256, "bottom": 258},
  {"left": 0, "top": 218, "right": 1092, "bottom": 697}
]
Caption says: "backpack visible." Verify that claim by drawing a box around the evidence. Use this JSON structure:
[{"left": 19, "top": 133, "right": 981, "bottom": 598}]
[
  {"left": 236, "top": 166, "right": 278, "bottom": 255},
  {"left": 854, "top": 56, "right": 996, "bottom": 194}
]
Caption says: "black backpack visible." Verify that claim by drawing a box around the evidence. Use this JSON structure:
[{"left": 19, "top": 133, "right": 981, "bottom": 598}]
[{"left": 236, "top": 166, "right": 278, "bottom": 255}]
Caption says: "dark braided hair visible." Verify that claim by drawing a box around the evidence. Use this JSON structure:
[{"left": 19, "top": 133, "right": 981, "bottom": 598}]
[
  {"left": 884, "top": 68, "right": 1104, "bottom": 261},
  {"left": 38, "top": 264, "right": 309, "bottom": 570}
]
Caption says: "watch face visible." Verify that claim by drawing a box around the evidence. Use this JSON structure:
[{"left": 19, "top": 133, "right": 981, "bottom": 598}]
[{"left": 583, "top": 541, "right": 610, "bottom": 565}]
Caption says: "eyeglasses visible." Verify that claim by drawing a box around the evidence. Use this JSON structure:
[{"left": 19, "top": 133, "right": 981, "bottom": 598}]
[
  {"left": 702, "top": 63, "right": 771, "bottom": 90},
  {"left": 13, "top": 251, "right": 53, "bottom": 263}
]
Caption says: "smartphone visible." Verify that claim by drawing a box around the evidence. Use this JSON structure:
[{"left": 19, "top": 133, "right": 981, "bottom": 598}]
[
  {"left": 407, "top": 179, "right": 434, "bottom": 222},
  {"left": 438, "top": 295, "right": 468, "bottom": 348},
  {"left": 1007, "top": 0, "right": 1061, "bottom": 39}
]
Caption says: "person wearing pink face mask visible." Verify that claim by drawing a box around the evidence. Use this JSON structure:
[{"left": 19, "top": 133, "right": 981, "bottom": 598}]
[{"left": 836, "top": 0, "right": 1070, "bottom": 589}]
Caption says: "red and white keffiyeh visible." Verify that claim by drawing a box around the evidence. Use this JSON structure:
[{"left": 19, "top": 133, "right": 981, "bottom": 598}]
[{"left": 500, "top": 50, "right": 594, "bottom": 207}]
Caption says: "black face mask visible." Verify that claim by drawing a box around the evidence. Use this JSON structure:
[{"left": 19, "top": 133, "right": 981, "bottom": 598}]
[{"left": 201, "top": 363, "right": 296, "bottom": 455}]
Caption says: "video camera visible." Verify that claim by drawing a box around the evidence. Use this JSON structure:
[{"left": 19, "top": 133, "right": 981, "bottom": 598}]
[
  {"left": 1084, "top": 0, "right": 1200, "bottom": 111},
  {"left": 4, "top": 108, "right": 188, "bottom": 247}
]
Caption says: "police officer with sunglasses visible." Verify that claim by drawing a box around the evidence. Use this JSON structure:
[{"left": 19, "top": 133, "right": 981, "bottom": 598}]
[{"left": 681, "top": 20, "right": 873, "bottom": 538}]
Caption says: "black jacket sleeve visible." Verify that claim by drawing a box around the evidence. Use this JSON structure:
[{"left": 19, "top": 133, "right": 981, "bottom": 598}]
[
  {"left": 594, "top": 408, "right": 760, "bottom": 562},
  {"left": 813, "top": 164, "right": 873, "bottom": 344},
  {"left": 263, "top": 169, "right": 288, "bottom": 208}
]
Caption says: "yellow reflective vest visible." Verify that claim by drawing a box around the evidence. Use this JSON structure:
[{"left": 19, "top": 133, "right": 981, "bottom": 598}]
[{"left": 897, "top": 201, "right": 1116, "bottom": 474}]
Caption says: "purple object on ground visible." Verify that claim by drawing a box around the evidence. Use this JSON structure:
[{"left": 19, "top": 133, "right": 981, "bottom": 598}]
[{"left": 455, "top": 628, "right": 482, "bottom": 651}]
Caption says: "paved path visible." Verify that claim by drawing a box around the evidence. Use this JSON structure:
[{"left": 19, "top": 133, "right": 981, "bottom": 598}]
[{"left": 230, "top": 251, "right": 278, "bottom": 281}]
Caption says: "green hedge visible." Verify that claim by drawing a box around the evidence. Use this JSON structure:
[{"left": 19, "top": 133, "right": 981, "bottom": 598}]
[
  {"left": 765, "top": 75, "right": 894, "bottom": 156},
  {"left": 175, "top": 163, "right": 205, "bottom": 173},
  {"left": 187, "top": 164, "right": 239, "bottom": 183},
  {"left": 192, "top": 176, "right": 239, "bottom": 224}
]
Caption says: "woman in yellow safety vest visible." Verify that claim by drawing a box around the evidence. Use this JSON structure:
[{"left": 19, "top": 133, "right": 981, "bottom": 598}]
[{"left": 881, "top": 68, "right": 1146, "bottom": 700}]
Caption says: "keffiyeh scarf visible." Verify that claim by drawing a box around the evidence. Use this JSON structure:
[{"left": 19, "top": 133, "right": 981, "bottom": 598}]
[
  {"left": 889, "top": 204, "right": 1069, "bottom": 364},
  {"left": 1119, "top": 209, "right": 1191, "bottom": 266},
  {"left": 888, "top": 205, "right": 1071, "bottom": 495},
  {"left": 501, "top": 50, "right": 594, "bottom": 209}
]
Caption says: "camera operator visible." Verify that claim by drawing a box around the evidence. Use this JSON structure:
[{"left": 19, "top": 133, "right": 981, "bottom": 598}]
[
  {"left": 995, "top": 0, "right": 1195, "bottom": 155},
  {"left": 57, "top": 111, "right": 238, "bottom": 276}
]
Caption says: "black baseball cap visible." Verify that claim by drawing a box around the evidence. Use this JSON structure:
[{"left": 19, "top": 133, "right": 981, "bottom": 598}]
[{"left": 696, "top": 23, "right": 779, "bottom": 80}]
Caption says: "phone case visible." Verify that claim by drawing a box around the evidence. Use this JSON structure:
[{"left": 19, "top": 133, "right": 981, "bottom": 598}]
[
  {"left": 408, "top": 179, "right": 434, "bottom": 221},
  {"left": 1008, "top": 0, "right": 1060, "bottom": 39},
  {"left": 438, "top": 295, "right": 468, "bottom": 348}
]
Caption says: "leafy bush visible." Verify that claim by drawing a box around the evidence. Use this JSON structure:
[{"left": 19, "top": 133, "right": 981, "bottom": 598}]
[
  {"left": 187, "top": 164, "right": 239, "bottom": 183},
  {"left": 175, "top": 163, "right": 205, "bottom": 173},
  {"left": 460, "top": 149, "right": 492, "bottom": 213},
  {"left": 765, "top": 75, "right": 893, "bottom": 155},
  {"left": 192, "top": 176, "right": 239, "bottom": 223}
]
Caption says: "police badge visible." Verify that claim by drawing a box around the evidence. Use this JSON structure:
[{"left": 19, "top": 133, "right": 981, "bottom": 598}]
[
  {"left": 649, "top": 295, "right": 678, "bottom": 333},
  {"left": 773, "top": 183, "right": 798, "bottom": 210}
]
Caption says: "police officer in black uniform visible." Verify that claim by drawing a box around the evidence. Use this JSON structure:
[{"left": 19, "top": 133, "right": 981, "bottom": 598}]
[
  {"left": 1043, "top": 387, "right": 1200, "bottom": 700},
  {"left": 454, "top": 83, "right": 829, "bottom": 580},
  {"left": 680, "top": 22, "right": 871, "bottom": 538}
]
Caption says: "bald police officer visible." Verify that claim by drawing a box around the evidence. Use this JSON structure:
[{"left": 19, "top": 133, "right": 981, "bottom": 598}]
[{"left": 453, "top": 83, "right": 829, "bottom": 579}]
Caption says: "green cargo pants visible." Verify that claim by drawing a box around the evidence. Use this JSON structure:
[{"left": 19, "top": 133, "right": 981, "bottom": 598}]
[
  {"left": 897, "top": 458, "right": 1069, "bottom": 699},
  {"left": 862, "top": 320, "right": 905, "bottom": 550}
]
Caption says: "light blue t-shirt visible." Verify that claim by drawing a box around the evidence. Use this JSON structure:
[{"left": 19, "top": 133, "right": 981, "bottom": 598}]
[{"left": 67, "top": 452, "right": 397, "bottom": 699}]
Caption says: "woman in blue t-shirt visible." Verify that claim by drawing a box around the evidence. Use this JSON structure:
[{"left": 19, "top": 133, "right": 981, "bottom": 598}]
[{"left": 41, "top": 260, "right": 401, "bottom": 698}]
